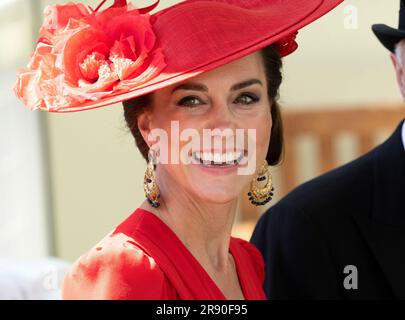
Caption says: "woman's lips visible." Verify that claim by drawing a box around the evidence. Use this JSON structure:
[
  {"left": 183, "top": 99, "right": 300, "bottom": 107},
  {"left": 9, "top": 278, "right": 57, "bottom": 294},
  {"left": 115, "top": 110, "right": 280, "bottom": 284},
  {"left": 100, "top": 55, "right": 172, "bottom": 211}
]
[
  {"left": 189, "top": 150, "right": 247, "bottom": 175},
  {"left": 192, "top": 150, "right": 245, "bottom": 166}
]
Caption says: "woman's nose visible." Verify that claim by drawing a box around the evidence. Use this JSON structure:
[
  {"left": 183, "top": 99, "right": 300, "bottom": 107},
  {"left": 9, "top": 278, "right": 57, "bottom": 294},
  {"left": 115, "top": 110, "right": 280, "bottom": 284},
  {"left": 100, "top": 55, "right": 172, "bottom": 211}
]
[{"left": 205, "top": 100, "right": 236, "bottom": 130}]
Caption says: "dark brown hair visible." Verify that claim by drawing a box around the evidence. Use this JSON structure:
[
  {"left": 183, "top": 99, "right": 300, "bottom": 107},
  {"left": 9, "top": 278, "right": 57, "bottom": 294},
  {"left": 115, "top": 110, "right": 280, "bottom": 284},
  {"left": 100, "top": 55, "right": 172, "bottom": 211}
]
[{"left": 122, "top": 44, "right": 284, "bottom": 166}]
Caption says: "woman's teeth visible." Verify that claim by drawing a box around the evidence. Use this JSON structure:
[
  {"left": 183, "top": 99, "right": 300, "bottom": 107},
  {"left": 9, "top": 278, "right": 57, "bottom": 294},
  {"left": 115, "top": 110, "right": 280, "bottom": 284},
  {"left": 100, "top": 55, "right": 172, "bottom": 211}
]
[{"left": 192, "top": 151, "right": 244, "bottom": 165}]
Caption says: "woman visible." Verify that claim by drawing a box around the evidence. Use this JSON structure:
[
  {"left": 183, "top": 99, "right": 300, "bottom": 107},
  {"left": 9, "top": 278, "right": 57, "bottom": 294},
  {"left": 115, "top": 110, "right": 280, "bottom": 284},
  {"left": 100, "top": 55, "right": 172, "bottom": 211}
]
[{"left": 14, "top": 0, "right": 343, "bottom": 299}]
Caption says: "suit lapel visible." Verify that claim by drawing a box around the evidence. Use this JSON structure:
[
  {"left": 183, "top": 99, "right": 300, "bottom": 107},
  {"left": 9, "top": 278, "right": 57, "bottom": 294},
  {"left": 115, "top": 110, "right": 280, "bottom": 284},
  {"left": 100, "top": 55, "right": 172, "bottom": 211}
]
[{"left": 353, "top": 120, "right": 405, "bottom": 299}]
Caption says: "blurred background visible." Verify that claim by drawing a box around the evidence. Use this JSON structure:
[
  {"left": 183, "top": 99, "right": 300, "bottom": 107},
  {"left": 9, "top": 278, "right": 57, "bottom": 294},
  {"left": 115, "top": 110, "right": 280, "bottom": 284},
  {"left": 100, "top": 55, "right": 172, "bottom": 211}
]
[{"left": 0, "top": 0, "right": 404, "bottom": 298}]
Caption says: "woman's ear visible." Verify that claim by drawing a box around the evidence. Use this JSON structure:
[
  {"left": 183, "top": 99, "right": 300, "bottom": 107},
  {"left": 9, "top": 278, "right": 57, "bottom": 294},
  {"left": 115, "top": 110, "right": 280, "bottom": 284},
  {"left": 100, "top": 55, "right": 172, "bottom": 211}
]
[{"left": 137, "top": 111, "right": 153, "bottom": 148}]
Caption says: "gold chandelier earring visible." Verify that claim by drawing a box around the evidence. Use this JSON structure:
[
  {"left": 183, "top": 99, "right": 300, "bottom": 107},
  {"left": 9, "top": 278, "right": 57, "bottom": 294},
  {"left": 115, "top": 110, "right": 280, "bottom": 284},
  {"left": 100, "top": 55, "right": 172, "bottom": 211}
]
[
  {"left": 248, "top": 159, "right": 274, "bottom": 206},
  {"left": 144, "top": 148, "right": 161, "bottom": 208}
]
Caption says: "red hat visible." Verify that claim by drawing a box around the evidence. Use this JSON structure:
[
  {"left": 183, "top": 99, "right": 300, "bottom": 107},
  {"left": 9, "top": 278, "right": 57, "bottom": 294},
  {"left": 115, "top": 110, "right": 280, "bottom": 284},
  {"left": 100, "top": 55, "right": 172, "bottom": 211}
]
[{"left": 14, "top": 0, "right": 343, "bottom": 113}]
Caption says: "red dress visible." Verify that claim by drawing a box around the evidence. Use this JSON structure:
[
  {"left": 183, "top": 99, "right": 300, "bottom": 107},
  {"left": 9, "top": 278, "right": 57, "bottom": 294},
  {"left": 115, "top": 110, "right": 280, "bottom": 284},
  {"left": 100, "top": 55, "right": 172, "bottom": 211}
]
[{"left": 62, "top": 208, "right": 267, "bottom": 300}]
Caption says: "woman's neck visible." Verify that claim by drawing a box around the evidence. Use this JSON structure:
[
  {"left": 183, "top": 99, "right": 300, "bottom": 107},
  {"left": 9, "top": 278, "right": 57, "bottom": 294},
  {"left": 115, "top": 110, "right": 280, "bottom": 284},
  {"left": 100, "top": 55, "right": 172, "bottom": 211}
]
[{"left": 139, "top": 177, "right": 238, "bottom": 273}]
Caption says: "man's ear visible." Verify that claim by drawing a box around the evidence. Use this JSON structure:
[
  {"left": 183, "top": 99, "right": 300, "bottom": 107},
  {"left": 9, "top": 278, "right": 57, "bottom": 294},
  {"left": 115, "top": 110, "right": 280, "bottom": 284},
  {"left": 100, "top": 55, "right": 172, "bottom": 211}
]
[
  {"left": 137, "top": 112, "right": 153, "bottom": 148},
  {"left": 390, "top": 52, "right": 405, "bottom": 100}
]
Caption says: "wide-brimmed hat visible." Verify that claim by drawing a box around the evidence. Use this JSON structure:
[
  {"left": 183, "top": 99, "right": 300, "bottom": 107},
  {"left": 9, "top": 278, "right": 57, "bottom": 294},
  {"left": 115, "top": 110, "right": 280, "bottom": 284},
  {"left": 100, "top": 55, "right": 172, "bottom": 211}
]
[
  {"left": 14, "top": 0, "right": 343, "bottom": 113},
  {"left": 372, "top": 0, "right": 405, "bottom": 53}
]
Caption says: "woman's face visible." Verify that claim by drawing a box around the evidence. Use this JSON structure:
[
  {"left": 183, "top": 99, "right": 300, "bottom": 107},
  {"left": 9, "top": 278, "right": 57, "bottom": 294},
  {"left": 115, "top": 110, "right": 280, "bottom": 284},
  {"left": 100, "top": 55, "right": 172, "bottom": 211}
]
[{"left": 140, "top": 51, "right": 272, "bottom": 204}]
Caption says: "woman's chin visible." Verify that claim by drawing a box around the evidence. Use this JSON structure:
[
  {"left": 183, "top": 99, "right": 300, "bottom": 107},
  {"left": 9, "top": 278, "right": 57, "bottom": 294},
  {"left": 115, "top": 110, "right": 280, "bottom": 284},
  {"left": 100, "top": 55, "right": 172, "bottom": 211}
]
[
  {"left": 193, "top": 192, "right": 238, "bottom": 204},
  {"left": 183, "top": 164, "right": 251, "bottom": 202},
  {"left": 186, "top": 182, "right": 242, "bottom": 204}
]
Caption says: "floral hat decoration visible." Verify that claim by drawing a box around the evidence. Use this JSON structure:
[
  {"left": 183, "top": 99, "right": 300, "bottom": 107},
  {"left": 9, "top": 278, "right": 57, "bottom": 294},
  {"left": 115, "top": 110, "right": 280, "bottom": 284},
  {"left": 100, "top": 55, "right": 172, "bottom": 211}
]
[{"left": 14, "top": 0, "right": 343, "bottom": 113}]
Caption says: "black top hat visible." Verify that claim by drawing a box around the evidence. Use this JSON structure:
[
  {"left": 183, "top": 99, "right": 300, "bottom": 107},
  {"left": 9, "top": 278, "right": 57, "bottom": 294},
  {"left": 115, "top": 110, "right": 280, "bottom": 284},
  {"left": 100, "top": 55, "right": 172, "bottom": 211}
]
[{"left": 372, "top": 0, "right": 405, "bottom": 52}]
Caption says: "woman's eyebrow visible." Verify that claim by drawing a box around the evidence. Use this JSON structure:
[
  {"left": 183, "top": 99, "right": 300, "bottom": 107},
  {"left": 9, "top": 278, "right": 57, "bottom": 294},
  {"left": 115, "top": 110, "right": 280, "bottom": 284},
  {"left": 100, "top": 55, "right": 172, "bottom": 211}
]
[
  {"left": 230, "top": 78, "right": 262, "bottom": 91},
  {"left": 171, "top": 78, "right": 262, "bottom": 93}
]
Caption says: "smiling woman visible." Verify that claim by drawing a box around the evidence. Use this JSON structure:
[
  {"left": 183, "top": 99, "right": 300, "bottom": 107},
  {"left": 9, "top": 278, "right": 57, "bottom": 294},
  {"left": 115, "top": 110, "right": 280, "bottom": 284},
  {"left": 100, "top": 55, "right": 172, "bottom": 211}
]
[
  {"left": 64, "top": 48, "right": 280, "bottom": 300},
  {"left": 60, "top": 0, "right": 343, "bottom": 300},
  {"left": 108, "top": 46, "right": 284, "bottom": 299},
  {"left": 13, "top": 0, "right": 343, "bottom": 300}
]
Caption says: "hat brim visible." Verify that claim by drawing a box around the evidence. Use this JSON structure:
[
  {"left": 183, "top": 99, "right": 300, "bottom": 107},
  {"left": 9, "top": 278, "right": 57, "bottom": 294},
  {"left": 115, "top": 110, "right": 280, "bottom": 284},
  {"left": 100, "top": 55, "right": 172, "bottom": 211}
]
[
  {"left": 372, "top": 23, "right": 405, "bottom": 53},
  {"left": 52, "top": 0, "right": 344, "bottom": 113}
]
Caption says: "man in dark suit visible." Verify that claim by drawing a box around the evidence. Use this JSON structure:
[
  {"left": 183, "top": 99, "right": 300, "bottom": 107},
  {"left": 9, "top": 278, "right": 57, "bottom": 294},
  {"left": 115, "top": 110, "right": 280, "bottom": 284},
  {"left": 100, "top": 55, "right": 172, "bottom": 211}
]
[{"left": 251, "top": 2, "right": 405, "bottom": 299}]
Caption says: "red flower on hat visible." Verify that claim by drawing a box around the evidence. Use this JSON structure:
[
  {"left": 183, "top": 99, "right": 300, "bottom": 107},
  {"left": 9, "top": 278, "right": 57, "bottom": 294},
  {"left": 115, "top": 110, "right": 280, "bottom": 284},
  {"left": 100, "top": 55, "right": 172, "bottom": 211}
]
[
  {"left": 274, "top": 31, "right": 299, "bottom": 57},
  {"left": 14, "top": 0, "right": 166, "bottom": 111}
]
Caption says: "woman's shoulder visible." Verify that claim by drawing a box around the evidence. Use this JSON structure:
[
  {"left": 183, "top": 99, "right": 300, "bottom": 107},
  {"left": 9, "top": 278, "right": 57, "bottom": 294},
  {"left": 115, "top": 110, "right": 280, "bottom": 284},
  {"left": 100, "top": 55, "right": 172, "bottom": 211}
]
[
  {"left": 231, "top": 237, "right": 265, "bottom": 283},
  {"left": 62, "top": 229, "right": 174, "bottom": 299}
]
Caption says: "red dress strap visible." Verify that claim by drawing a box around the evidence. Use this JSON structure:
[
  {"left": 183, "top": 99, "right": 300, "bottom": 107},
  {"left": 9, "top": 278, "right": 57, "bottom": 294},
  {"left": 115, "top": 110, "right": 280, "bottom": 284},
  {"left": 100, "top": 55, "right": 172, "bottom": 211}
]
[{"left": 229, "top": 237, "right": 267, "bottom": 299}]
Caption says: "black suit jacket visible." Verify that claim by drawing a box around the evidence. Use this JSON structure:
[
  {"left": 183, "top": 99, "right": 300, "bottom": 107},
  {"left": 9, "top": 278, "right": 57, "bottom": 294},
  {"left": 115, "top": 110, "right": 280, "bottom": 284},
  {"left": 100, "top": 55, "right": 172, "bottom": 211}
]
[{"left": 251, "top": 120, "right": 405, "bottom": 299}]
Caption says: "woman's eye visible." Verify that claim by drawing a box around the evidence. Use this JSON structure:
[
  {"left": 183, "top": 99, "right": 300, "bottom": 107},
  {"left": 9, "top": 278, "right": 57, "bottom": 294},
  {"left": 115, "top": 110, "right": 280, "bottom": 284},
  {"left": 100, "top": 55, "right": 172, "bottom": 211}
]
[
  {"left": 176, "top": 96, "right": 203, "bottom": 107},
  {"left": 235, "top": 93, "right": 260, "bottom": 105},
  {"left": 176, "top": 93, "right": 259, "bottom": 107}
]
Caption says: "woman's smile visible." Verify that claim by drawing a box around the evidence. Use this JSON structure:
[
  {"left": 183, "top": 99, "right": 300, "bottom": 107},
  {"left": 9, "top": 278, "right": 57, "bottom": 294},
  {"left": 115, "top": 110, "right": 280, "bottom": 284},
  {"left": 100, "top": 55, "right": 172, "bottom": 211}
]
[{"left": 190, "top": 149, "right": 246, "bottom": 174}]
